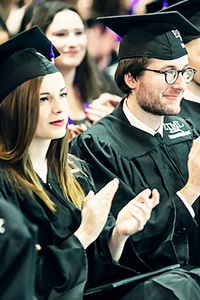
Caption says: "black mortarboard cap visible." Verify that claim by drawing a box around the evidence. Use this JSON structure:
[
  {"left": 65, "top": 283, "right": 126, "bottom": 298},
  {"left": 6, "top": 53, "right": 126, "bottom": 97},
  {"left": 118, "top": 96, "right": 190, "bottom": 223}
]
[
  {"left": 146, "top": 0, "right": 180, "bottom": 13},
  {"left": 160, "top": 0, "right": 200, "bottom": 31},
  {"left": 97, "top": 11, "right": 200, "bottom": 61},
  {"left": 0, "top": 25, "right": 60, "bottom": 103}
]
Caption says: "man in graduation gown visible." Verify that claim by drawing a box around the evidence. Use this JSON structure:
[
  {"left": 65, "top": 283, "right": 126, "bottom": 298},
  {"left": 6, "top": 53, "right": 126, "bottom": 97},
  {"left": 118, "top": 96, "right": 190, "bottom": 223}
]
[
  {"left": 0, "top": 196, "right": 37, "bottom": 300},
  {"left": 69, "top": 11, "right": 200, "bottom": 299}
]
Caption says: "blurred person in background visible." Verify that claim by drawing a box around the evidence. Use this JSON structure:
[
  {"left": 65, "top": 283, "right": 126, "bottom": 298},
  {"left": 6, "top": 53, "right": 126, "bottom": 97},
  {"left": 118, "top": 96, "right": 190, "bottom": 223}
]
[
  {"left": 0, "top": 0, "right": 18, "bottom": 24},
  {"left": 6, "top": 0, "right": 34, "bottom": 36},
  {"left": 30, "top": 1, "right": 122, "bottom": 140},
  {"left": 124, "top": 0, "right": 155, "bottom": 14},
  {"left": 86, "top": 0, "right": 122, "bottom": 76}
]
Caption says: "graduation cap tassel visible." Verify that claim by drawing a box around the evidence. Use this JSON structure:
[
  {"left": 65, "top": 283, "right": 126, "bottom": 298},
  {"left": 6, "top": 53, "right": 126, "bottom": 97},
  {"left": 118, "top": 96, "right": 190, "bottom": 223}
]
[{"left": 49, "top": 42, "right": 55, "bottom": 64}]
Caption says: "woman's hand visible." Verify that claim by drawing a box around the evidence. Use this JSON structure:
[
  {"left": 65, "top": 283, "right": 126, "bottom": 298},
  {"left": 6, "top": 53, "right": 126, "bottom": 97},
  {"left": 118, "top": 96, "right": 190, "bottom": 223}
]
[{"left": 74, "top": 178, "right": 119, "bottom": 248}]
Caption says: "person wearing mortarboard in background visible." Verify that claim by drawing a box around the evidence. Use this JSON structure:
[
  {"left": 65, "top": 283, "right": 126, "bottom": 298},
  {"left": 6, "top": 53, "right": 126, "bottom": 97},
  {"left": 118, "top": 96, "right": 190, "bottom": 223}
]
[
  {"left": 0, "top": 25, "right": 160, "bottom": 299},
  {"left": 0, "top": 196, "right": 37, "bottom": 300},
  {"left": 69, "top": 10, "right": 200, "bottom": 299},
  {"left": 157, "top": 0, "right": 200, "bottom": 135}
]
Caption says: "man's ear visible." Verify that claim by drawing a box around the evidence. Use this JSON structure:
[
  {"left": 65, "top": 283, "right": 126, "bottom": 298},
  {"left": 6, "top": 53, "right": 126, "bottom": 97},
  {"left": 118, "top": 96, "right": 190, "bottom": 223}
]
[{"left": 124, "top": 73, "right": 138, "bottom": 89}]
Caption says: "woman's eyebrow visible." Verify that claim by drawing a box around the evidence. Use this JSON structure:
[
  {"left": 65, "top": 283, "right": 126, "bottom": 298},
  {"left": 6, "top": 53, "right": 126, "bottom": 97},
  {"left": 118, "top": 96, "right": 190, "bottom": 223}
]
[
  {"left": 60, "top": 87, "right": 67, "bottom": 92},
  {"left": 40, "top": 87, "right": 66, "bottom": 95},
  {"left": 40, "top": 92, "right": 50, "bottom": 95}
]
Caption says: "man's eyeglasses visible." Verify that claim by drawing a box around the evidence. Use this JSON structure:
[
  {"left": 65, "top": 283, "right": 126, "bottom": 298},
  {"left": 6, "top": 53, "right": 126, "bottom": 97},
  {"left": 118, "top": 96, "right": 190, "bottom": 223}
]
[{"left": 142, "top": 67, "right": 197, "bottom": 85}]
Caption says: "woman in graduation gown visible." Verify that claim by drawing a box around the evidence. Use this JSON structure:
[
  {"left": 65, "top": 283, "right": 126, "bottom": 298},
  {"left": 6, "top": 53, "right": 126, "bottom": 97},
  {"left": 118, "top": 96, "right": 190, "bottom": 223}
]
[{"left": 0, "top": 26, "right": 159, "bottom": 299}]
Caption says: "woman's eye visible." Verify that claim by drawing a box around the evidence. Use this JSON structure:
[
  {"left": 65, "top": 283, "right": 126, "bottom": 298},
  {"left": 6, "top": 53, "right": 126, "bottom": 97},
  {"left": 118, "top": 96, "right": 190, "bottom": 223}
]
[
  {"left": 55, "top": 32, "right": 66, "bottom": 37},
  {"left": 75, "top": 30, "right": 84, "bottom": 36},
  {"left": 60, "top": 93, "right": 67, "bottom": 98},
  {"left": 40, "top": 97, "right": 48, "bottom": 102}
]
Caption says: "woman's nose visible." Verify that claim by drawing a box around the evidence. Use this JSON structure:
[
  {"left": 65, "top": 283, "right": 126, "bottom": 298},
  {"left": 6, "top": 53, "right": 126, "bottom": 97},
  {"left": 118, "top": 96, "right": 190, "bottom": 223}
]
[{"left": 52, "top": 97, "right": 65, "bottom": 113}]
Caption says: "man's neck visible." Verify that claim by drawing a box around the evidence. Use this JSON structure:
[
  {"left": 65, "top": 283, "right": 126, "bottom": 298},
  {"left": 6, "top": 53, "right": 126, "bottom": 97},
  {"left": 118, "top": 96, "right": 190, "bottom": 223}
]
[{"left": 124, "top": 98, "right": 163, "bottom": 134}]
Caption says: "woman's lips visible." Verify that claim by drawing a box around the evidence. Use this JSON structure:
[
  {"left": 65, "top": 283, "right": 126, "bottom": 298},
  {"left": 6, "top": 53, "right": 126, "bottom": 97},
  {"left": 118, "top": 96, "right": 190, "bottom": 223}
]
[{"left": 49, "top": 119, "right": 65, "bottom": 126}]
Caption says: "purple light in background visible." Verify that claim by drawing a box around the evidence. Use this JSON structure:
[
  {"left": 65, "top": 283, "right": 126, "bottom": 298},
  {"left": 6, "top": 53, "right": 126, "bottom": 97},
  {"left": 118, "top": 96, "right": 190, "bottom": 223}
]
[
  {"left": 162, "top": 0, "right": 169, "bottom": 8},
  {"left": 49, "top": 42, "right": 55, "bottom": 64},
  {"left": 128, "top": 0, "right": 141, "bottom": 14}
]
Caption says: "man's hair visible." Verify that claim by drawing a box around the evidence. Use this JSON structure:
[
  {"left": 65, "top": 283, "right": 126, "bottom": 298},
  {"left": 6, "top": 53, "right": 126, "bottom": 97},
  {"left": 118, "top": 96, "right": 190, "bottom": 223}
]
[{"left": 115, "top": 56, "right": 149, "bottom": 95}]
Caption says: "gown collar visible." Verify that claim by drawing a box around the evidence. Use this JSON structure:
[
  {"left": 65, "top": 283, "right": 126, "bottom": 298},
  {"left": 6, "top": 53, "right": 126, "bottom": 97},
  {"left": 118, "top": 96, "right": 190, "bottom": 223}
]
[{"left": 123, "top": 98, "right": 163, "bottom": 137}]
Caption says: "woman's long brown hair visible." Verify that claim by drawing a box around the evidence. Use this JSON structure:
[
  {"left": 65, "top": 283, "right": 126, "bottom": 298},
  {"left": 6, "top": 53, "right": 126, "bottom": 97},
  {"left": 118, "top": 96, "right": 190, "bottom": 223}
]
[{"left": 0, "top": 76, "right": 85, "bottom": 210}]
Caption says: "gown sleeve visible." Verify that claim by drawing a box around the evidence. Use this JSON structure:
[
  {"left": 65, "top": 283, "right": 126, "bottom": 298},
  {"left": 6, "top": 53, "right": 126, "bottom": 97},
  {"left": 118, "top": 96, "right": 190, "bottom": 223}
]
[
  {"left": 0, "top": 196, "right": 37, "bottom": 300},
  {"left": 35, "top": 235, "right": 88, "bottom": 299}
]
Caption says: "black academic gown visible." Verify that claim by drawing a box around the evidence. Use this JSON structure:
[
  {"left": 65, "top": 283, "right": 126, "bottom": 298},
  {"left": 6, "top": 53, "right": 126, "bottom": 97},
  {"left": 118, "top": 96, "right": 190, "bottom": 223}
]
[
  {"left": 0, "top": 158, "right": 138, "bottom": 300},
  {"left": 0, "top": 197, "right": 37, "bottom": 300},
  {"left": 69, "top": 99, "right": 200, "bottom": 299},
  {"left": 177, "top": 98, "right": 200, "bottom": 135}
]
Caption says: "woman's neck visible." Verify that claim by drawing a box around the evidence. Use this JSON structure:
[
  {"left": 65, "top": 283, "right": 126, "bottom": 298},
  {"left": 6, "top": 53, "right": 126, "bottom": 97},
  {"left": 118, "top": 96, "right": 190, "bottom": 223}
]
[
  {"left": 58, "top": 66, "right": 75, "bottom": 88},
  {"left": 29, "top": 139, "right": 50, "bottom": 183}
]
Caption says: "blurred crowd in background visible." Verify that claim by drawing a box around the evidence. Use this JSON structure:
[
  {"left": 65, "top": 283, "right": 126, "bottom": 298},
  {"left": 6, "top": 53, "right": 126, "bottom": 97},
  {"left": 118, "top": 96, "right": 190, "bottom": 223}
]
[
  {"left": 0, "top": 0, "right": 172, "bottom": 56},
  {"left": 0, "top": 0, "right": 182, "bottom": 140}
]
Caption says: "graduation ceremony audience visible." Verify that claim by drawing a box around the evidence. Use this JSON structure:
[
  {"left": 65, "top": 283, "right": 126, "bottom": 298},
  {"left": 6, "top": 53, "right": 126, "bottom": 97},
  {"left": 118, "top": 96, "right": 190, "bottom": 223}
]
[
  {"left": 2, "top": 0, "right": 200, "bottom": 299},
  {"left": 29, "top": 1, "right": 123, "bottom": 141},
  {"left": 69, "top": 10, "right": 200, "bottom": 299},
  {"left": 0, "top": 25, "right": 159, "bottom": 299}
]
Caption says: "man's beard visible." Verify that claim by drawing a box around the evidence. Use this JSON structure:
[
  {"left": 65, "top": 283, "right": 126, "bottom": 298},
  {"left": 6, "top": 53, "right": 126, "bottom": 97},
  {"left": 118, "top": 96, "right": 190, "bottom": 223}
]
[{"left": 136, "top": 83, "right": 181, "bottom": 116}]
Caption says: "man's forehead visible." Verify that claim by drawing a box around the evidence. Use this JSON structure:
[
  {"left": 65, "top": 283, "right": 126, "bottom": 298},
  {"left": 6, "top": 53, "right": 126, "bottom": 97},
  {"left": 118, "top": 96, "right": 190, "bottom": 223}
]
[{"left": 147, "top": 56, "right": 189, "bottom": 68}]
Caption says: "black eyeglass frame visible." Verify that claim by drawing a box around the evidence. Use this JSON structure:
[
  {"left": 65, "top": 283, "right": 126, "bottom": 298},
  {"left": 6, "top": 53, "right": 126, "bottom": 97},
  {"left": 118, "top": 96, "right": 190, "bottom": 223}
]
[{"left": 142, "top": 67, "right": 197, "bottom": 85}]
